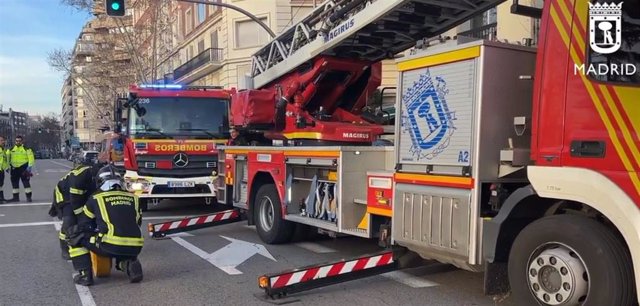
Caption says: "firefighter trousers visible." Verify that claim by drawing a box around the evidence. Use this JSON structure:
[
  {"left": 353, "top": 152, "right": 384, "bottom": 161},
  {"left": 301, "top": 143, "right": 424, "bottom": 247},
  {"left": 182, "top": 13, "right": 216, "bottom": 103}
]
[
  {"left": 10, "top": 165, "right": 31, "bottom": 201},
  {"left": 61, "top": 204, "right": 89, "bottom": 269},
  {"left": 71, "top": 236, "right": 139, "bottom": 272},
  {"left": 0, "top": 171, "right": 5, "bottom": 202}
]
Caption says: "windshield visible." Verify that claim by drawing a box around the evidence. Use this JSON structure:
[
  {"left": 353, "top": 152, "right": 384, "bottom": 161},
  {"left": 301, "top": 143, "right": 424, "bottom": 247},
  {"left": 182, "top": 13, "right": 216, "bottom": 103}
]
[{"left": 128, "top": 97, "right": 229, "bottom": 138}]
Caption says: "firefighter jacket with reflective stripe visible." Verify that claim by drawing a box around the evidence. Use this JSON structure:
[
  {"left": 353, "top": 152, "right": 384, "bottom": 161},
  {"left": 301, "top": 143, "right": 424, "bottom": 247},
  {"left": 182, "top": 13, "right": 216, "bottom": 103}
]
[
  {"left": 0, "top": 147, "right": 8, "bottom": 171},
  {"left": 54, "top": 172, "right": 71, "bottom": 206},
  {"left": 8, "top": 145, "right": 34, "bottom": 168},
  {"left": 69, "top": 166, "right": 97, "bottom": 213},
  {"left": 81, "top": 190, "right": 143, "bottom": 256}
]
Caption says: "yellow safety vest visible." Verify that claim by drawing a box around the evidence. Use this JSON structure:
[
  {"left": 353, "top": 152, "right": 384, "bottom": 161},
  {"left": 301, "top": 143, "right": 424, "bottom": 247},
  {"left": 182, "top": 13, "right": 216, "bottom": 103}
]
[
  {"left": 9, "top": 145, "right": 34, "bottom": 168},
  {"left": 0, "top": 148, "right": 8, "bottom": 171}
]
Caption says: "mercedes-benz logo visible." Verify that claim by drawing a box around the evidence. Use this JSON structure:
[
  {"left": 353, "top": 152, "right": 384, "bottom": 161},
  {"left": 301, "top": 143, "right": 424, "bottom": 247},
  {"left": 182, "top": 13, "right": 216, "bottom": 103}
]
[{"left": 173, "top": 153, "right": 189, "bottom": 168}]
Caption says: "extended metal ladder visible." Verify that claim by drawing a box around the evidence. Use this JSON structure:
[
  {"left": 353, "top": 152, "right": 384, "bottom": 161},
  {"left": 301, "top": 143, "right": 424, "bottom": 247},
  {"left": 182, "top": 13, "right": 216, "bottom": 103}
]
[{"left": 250, "top": 0, "right": 506, "bottom": 88}]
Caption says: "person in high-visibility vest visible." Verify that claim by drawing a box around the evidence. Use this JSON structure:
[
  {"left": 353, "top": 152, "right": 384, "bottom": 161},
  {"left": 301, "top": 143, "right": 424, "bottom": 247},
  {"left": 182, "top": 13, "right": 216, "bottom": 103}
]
[
  {"left": 0, "top": 136, "right": 10, "bottom": 204},
  {"left": 7, "top": 135, "right": 35, "bottom": 202},
  {"left": 65, "top": 165, "right": 143, "bottom": 286}
]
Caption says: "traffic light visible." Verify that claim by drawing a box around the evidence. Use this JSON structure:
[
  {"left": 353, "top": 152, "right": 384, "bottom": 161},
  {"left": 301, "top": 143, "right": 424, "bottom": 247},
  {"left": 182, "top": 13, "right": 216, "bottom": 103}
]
[{"left": 106, "top": 0, "right": 125, "bottom": 17}]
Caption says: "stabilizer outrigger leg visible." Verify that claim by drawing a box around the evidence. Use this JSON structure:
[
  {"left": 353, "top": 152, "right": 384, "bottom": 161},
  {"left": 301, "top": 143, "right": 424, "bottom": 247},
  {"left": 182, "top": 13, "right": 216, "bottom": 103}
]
[
  {"left": 257, "top": 247, "right": 417, "bottom": 300},
  {"left": 147, "top": 209, "right": 242, "bottom": 239}
]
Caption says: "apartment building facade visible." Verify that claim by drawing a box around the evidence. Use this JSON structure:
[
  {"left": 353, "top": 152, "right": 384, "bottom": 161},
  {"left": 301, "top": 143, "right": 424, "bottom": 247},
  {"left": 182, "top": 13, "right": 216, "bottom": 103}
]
[
  {"left": 61, "top": 76, "right": 74, "bottom": 146},
  {"left": 136, "top": 0, "right": 541, "bottom": 106},
  {"left": 64, "top": 10, "right": 134, "bottom": 150},
  {"left": 134, "top": 0, "right": 319, "bottom": 90}
]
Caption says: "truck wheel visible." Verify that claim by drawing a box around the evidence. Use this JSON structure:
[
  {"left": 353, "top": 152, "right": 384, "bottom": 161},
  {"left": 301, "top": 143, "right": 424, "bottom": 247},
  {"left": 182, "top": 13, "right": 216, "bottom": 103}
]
[
  {"left": 254, "top": 184, "right": 294, "bottom": 244},
  {"left": 508, "top": 214, "right": 635, "bottom": 306}
]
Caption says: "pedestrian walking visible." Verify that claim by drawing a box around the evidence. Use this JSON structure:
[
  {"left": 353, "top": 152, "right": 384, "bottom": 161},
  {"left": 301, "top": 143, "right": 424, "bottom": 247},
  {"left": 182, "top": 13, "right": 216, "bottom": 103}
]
[{"left": 7, "top": 135, "right": 34, "bottom": 202}]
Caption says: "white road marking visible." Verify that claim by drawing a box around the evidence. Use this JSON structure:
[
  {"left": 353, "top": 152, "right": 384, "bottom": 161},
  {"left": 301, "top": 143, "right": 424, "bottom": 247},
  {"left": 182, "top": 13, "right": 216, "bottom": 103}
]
[
  {"left": 0, "top": 214, "right": 4, "bottom": 217},
  {"left": 73, "top": 274, "right": 97, "bottom": 306},
  {"left": 0, "top": 202, "right": 51, "bottom": 207},
  {"left": 0, "top": 221, "right": 60, "bottom": 228},
  {"left": 45, "top": 169, "right": 69, "bottom": 173},
  {"left": 294, "top": 242, "right": 337, "bottom": 253},
  {"left": 49, "top": 160, "right": 73, "bottom": 168},
  {"left": 166, "top": 232, "right": 194, "bottom": 237},
  {"left": 172, "top": 235, "right": 276, "bottom": 275},
  {"left": 53, "top": 218, "right": 62, "bottom": 231},
  {"left": 381, "top": 270, "right": 439, "bottom": 288}
]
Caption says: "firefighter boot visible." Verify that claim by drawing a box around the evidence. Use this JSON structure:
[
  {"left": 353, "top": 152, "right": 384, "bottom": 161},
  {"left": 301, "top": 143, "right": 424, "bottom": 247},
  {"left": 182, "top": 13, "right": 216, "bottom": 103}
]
[
  {"left": 8, "top": 193, "right": 19, "bottom": 203},
  {"left": 26, "top": 192, "right": 32, "bottom": 203},
  {"left": 73, "top": 269, "right": 94, "bottom": 286},
  {"left": 118, "top": 259, "right": 143, "bottom": 283}
]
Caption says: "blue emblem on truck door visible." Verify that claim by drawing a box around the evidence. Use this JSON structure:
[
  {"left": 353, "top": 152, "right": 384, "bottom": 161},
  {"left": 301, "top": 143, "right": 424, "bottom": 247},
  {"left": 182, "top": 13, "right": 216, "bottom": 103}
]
[{"left": 401, "top": 69, "right": 456, "bottom": 160}]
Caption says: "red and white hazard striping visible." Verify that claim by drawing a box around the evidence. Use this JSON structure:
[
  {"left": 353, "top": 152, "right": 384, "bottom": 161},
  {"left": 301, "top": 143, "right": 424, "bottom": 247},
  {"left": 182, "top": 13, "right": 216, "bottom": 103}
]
[
  {"left": 151, "top": 210, "right": 239, "bottom": 234},
  {"left": 270, "top": 252, "right": 394, "bottom": 289}
]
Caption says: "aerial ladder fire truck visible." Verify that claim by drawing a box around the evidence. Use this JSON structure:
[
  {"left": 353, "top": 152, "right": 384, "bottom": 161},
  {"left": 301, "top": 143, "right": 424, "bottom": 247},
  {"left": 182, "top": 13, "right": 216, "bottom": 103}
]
[{"left": 148, "top": 0, "right": 640, "bottom": 304}]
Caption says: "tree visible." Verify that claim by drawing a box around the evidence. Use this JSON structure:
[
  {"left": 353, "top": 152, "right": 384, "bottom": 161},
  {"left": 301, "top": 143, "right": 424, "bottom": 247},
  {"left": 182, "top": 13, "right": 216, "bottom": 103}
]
[{"left": 27, "top": 115, "right": 62, "bottom": 153}]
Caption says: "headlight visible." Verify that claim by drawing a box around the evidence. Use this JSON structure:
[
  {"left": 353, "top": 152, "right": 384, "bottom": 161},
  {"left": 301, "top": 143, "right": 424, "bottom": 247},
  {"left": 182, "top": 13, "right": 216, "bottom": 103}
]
[{"left": 127, "top": 178, "right": 150, "bottom": 192}]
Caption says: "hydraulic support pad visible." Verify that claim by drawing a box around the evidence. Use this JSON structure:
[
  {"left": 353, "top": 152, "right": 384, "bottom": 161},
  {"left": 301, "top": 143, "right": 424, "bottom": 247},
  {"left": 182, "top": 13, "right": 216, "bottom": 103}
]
[
  {"left": 258, "top": 250, "right": 397, "bottom": 298},
  {"left": 148, "top": 209, "right": 241, "bottom": 239}
]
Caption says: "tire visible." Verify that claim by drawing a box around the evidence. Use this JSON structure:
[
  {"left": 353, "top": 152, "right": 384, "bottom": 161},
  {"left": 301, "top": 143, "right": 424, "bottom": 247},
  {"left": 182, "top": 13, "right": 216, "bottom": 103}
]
[
  {"left": 254, "top": 183, "right": 294, "bottom": 244},
  {"left": 508, "top": 214, "right": 635, "bottom": 306}
]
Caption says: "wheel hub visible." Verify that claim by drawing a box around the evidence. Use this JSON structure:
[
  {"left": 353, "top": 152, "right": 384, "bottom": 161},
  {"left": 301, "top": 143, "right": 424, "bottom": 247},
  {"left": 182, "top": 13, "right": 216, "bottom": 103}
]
[
  {"left": 527, "top": 243, "right": 589, "bottom": 305},
  {"left": 259, "top": 197, "right": 275, "bottom": 231}
]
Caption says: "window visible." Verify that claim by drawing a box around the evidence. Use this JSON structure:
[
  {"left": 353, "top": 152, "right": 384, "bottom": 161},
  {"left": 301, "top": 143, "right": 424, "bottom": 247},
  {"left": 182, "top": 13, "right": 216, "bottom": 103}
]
[
  {"left": 186, "top": 9, "right": 193, "bottom": 33},
  {"left": 198, "top": 39, "right": 205, "bottom": 53},
  {"left": 208, "top": 1, "right": 219, "bottom": 16},
  {"left": 587, "top": 0, "right": 640, "bottom": 84},
  {"left": 237, "top": 65, "right": 251, "bottom": 89},
  {"left": 210, "top": 30, "right": 219, "bottom": 49},
  {"left": 197, "top": 4, "right": 206, "bottom": 24},
  {"left": 85, "top": 56, "right": 92, "bottom": 62},
  {"left": 235, "top": 17, "right": 270, "bottom": 49}
]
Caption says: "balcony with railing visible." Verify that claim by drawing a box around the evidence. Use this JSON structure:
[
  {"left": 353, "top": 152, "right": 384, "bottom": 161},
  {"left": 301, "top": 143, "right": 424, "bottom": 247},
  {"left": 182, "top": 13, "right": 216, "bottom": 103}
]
[
  {"left": 173, "top": 48, "right": 224, "bottom": 83},
  {"left": 458, "top": 22, "right": 497, "bottom": 40},
  {"left": 75, "top": 42, "right": 95, "bottom": 55}
]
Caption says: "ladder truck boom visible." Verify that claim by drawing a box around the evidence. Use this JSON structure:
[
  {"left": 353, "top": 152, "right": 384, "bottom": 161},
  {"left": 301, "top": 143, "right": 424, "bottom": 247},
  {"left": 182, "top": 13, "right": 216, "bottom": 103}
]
[
  {"left": 250, "top": 0, "right": 506, "bottom": 89},
  {"left": 234, "top": 0, "right": 505, "bottom": 145}
]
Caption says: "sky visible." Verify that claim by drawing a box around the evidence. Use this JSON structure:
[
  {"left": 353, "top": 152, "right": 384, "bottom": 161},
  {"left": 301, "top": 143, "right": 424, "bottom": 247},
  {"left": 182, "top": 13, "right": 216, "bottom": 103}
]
[{"left": 0, "top": 0, "right": 91, "bottom": 116}]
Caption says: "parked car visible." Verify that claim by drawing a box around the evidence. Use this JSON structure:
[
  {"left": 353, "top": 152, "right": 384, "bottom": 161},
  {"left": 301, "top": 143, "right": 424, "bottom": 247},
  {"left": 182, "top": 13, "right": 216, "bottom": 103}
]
[{"left": 73, "top": 150, "right": 99, "bottom": 166}]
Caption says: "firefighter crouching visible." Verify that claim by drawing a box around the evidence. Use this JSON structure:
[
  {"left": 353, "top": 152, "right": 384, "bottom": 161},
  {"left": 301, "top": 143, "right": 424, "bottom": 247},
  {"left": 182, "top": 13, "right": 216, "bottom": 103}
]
[
  {"left": 8, "top": 135, "right": 35, "bottom": 202},
  {"left": 65, "top": 165, "right": 144, "bottom": 286},
  {"left": 48, "top": 159, "right": 100, "bottom": 260}
]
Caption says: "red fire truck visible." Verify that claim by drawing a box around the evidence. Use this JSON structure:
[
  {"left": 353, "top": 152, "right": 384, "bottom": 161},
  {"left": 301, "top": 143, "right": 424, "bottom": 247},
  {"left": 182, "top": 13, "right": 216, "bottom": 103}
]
[
  {"left": 149, "top": 0, "right": 639, "bottom": 304},
  {"left": 115, "top": 84, "right": 231, "bottom": 211}
]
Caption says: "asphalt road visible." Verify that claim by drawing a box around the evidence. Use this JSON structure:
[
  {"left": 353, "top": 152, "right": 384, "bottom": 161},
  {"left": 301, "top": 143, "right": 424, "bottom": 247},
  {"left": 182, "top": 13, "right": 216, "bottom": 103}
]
[{"left": 0, "top": 159, "right": 517, "bottom": 306}]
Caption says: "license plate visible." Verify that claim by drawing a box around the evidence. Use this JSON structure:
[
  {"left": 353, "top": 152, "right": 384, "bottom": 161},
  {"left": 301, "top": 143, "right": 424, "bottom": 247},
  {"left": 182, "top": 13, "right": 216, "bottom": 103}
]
[{"left": 168, "top": 181, "right": 195, "bottom": 188}]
